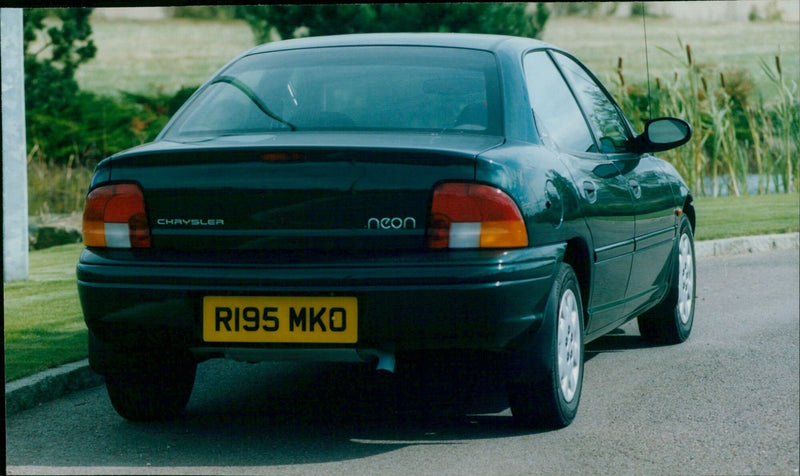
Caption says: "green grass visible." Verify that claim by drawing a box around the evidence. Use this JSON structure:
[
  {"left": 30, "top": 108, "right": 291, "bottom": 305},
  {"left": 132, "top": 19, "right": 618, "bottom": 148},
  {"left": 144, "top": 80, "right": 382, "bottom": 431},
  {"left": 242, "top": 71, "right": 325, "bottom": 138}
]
[
  {"left": 4, "top": 244, "right": 86, "bottom": 382},
  {"left": 4, "top": 194, "right": 798, "bottom": 382},
  {"left": 694, "top": 193, "right": 799, "bottom": 240}
]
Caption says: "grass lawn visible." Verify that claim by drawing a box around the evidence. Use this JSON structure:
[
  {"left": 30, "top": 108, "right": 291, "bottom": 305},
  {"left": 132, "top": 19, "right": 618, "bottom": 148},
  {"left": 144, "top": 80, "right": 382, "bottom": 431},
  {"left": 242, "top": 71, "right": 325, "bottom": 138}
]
[
  {"left": 694, "top": 193, "right": 799, "bottom": 240},
  {"left": 4, "top": 244, "right": 86, "bottom": 382},
  {"left": 4, "top": 193, "right": 798, "bottom": 382}
]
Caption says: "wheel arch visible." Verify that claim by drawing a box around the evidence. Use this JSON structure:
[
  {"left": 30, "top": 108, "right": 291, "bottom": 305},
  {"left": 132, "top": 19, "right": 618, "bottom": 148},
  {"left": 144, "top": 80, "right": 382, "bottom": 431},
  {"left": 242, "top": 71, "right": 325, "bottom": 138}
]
[
  {"left": 561, "top": 237, "right": 591, "bottom": 328},
  {"left": 683, "top": 194, "right": 696, "bottom": 234}
]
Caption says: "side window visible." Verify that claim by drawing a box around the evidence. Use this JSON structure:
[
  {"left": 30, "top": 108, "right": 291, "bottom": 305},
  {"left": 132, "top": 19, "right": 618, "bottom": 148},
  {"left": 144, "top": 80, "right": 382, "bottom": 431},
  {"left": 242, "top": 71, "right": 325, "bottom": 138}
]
[
  {"left": 523, "top": 51, "right": 595, "bottom": 153},
  {"left": 552, "top": 52, "right": 631, "bottom": 153}
]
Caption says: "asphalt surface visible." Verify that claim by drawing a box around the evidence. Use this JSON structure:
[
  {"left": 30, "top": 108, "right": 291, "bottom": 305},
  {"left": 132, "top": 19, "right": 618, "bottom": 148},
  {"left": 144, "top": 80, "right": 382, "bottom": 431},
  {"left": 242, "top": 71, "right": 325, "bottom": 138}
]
[{"left": 5, "top": 234, "right": 799, "bottom": 474}]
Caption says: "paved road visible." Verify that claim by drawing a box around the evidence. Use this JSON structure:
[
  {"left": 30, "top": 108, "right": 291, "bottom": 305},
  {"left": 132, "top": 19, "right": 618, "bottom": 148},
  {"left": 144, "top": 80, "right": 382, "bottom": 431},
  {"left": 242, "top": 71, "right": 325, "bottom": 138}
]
[{"left": 6, "top": 249, "right": 799, "bottom": 475}]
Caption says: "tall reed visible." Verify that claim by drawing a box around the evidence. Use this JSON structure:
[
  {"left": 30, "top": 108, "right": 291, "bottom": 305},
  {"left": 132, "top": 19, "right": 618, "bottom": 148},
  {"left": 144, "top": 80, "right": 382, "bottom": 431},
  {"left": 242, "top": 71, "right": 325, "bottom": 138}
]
[
  {"left": 761, "top": 55, "right": 799, "bottom": 193},
  {"left": 615, "top": 41, "right": 799, "bottom": 197}
]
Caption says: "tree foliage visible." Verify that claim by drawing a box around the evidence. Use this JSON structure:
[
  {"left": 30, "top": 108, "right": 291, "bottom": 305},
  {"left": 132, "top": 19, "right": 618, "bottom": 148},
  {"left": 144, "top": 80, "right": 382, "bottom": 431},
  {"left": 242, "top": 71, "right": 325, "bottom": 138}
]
[
  {"left": 22, "top": 8, "right": 174, "bottom": 167},
  {"left": 23, "top": 8, "right": 96, "bottom": 116},
  {"left": 239, "top": 3, "right": 551, "bottom": 43}
]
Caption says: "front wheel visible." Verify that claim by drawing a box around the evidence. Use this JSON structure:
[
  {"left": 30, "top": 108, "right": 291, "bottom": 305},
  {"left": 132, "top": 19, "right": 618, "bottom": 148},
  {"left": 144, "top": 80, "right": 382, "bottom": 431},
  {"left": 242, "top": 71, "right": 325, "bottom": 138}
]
[
  {"left": 508, "top": 263, "right": 584, "bottom": 429},
  {"left": 638, "top": 215, "right": 696, "bottom": 345}
]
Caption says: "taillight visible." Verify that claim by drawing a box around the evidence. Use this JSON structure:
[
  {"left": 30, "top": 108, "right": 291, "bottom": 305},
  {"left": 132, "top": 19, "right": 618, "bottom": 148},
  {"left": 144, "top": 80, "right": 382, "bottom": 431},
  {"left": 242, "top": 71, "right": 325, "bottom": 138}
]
[
  {"left": 427, "top": 183, "right": 528, "bottom": 249},
  {"left": 83, "top": 183, "right": 151, "bottom": 248}
]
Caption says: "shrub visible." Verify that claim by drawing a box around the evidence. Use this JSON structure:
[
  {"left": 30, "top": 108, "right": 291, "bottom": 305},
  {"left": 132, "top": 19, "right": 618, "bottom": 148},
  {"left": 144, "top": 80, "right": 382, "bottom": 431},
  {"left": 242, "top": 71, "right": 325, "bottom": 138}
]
[
  {"left": 27, "top": 90, "right": 169, "bottom": 167},
  {"left": 26, "top": 84, "right": 199, "bottom": 215}
]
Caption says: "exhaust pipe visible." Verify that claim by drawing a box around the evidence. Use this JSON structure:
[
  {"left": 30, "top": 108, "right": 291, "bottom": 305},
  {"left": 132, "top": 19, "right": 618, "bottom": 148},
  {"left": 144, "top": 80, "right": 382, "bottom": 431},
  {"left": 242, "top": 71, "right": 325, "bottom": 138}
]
[
  {"left": 356, "top": 348, "right": 396, "bottom": 373},
  {"left": 374, "top": 350, "right": 396, "bottom": 373}
]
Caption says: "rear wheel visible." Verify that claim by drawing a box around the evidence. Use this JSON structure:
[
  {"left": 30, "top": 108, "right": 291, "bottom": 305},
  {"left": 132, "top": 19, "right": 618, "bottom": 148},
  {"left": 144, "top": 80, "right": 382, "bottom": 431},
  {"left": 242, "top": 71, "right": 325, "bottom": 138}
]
[
  {"left": 508, "top": 263, "right": 584, "bottom": 429},
  {"left": 638, "top": 215, "right": 696, "bottom": 344},
  {"left": 104, "top": 348, "right": 197, "bottom": 422}
]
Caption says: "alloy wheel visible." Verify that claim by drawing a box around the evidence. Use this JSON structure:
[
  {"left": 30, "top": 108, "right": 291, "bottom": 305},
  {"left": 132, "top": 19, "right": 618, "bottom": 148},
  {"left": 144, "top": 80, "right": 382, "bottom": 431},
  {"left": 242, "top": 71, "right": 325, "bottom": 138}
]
[
  {"left": 557, "top": 288, "right": 581, "bottom": 403},
  {"left": 677, "top": 232, "right": 694, "bottom": 325}
]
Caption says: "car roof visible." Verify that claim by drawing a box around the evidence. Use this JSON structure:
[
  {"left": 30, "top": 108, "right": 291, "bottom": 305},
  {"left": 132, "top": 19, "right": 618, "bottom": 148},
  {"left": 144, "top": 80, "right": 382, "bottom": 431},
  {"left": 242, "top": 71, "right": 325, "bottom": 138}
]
[{"left": 247, "top": 32, "right": 554, "bottom": 55}]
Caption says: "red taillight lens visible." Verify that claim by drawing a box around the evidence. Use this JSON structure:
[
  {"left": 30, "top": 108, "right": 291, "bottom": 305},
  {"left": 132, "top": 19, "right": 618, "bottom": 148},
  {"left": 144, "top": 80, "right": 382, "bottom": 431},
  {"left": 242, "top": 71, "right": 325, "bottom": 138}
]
[
  {"left": 83, "top": 183, "right": 151, "bottom": 248},
  {"left": 426, "top": 183, "right": 528, "bottom": 249}
]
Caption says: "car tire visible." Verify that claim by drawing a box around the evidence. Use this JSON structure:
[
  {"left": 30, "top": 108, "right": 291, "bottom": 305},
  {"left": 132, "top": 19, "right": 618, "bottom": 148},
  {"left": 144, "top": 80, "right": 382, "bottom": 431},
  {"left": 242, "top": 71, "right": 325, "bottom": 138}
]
[
  {"left": 104, "top": 348, "right": 197, "bottom": 422},
  {"left": 508, "top": 262, "right": 584, "bottom": 429},
  {"left": 638, "top": 215, "right": 696, "bottom": 345}
]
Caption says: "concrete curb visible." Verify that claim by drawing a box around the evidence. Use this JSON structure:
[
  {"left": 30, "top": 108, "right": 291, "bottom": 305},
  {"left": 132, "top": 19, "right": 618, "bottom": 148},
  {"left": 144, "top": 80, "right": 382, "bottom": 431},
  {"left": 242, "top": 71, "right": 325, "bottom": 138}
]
[
  {"left": 5, "top": 359, "right": 104, "bottom": 415},
  {"left": 694, "top": 232, "right": 799, "bottom": 257},
  {"left": 5, "top": 233, "right": 799, "bottom": 416}
]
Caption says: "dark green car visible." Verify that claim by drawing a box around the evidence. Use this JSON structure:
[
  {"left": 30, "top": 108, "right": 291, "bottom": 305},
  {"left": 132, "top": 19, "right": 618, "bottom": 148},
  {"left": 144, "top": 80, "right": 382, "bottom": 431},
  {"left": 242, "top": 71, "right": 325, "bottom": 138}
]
[{"left": 78, "top": 33, "right": 695, "bottom": 428}]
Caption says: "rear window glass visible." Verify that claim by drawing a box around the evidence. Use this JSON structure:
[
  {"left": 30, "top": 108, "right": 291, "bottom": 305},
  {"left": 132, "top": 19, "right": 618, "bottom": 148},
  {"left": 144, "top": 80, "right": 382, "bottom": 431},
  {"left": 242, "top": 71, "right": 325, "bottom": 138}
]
[{"left": 162, "top": 46, "right": 502, "bottom": 139}]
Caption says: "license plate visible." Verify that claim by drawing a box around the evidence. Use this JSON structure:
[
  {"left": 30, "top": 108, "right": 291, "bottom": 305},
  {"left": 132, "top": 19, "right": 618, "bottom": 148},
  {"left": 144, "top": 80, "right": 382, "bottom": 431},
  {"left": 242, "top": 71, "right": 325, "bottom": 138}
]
[{"left": 203, "top": 296, "right": 357, "bottom": 344}]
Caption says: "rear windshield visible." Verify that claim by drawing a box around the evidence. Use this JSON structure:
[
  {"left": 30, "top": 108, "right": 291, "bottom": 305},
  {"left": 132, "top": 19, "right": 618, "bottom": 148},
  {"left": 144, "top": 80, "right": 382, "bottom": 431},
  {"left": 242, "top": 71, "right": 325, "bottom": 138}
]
[{"left": 161, "top": 46, "right": 502, "bottom": 139}]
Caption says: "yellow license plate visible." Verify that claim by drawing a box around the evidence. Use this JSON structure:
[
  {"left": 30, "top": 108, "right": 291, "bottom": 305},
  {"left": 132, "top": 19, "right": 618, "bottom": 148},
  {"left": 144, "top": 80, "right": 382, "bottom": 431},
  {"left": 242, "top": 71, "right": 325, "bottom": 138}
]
[{"left": 203, "top": 296, "right": 357, "bottom": 344}]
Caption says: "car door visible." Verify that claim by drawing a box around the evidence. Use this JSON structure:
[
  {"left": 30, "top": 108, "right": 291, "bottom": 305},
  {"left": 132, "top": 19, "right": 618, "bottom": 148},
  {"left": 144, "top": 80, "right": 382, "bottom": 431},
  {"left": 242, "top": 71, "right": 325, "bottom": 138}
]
[
  {"left": 613, "top": 154, "right": 679, "bottom": 314},
  {"left": 550, "top": 51, "right": 679, "bottom": 322},
  {"left": 523, "top": 50, "right": 635, "bottom": 334}
]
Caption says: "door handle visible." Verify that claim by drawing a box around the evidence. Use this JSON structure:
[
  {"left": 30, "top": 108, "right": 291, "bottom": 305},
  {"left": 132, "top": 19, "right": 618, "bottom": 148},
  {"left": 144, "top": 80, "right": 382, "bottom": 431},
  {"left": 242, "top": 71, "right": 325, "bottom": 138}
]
[
  {"left": 629, "top": 180, "right": 642, "bottom": 199},
  {"left": 582, "top": 180, "right": 598, "bottom": 204}
]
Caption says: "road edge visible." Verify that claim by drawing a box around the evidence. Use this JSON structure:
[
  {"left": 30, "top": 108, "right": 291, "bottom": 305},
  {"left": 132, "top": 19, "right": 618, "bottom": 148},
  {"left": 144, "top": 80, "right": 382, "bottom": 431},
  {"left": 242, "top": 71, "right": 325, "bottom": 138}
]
[
  {"left": 5, "top": 359, "right": 104, "bottom": 415},
  {"left": 5, "top": 232, "right": 799, "bottom": 416},
  {"left": 694, "top": 232, "right": 799, "bottom": 257}
]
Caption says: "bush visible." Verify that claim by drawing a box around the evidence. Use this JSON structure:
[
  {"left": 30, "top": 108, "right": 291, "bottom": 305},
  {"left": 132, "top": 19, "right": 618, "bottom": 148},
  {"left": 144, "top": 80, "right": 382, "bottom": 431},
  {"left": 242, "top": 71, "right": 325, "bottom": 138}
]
[
  {"left": 27, "top": 86, "right": 197, "bottom": 215},
  {"left": 27, "top": 90, "right": 169, "bottom": 166}
]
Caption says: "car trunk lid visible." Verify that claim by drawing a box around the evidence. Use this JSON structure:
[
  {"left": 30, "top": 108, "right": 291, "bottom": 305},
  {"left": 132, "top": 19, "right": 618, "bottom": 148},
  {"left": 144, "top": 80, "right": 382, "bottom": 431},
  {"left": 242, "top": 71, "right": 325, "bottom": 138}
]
[{"left": 103, "top": 132, "right": 503, "bottom": 253}]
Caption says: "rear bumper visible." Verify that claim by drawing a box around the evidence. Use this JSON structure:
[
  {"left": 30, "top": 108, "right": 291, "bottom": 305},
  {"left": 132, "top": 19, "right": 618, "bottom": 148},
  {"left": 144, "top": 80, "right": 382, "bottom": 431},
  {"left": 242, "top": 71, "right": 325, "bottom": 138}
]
[{"left": 78, "top": 245, "right": 563, "bottom": 363}]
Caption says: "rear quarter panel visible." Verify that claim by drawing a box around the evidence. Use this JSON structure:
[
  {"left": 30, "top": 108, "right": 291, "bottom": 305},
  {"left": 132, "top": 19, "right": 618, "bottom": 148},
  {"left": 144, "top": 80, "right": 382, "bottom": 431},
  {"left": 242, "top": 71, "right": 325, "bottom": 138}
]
[{"left": 476, "top": 141, "right": 592, "bottom": 251}]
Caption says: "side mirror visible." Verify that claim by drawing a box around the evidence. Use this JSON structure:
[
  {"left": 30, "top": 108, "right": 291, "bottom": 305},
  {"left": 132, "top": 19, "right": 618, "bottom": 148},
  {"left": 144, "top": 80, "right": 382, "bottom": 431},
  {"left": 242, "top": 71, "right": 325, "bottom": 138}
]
[{"left": 634, "top": 117, "right": 692, "bottom": 153}]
